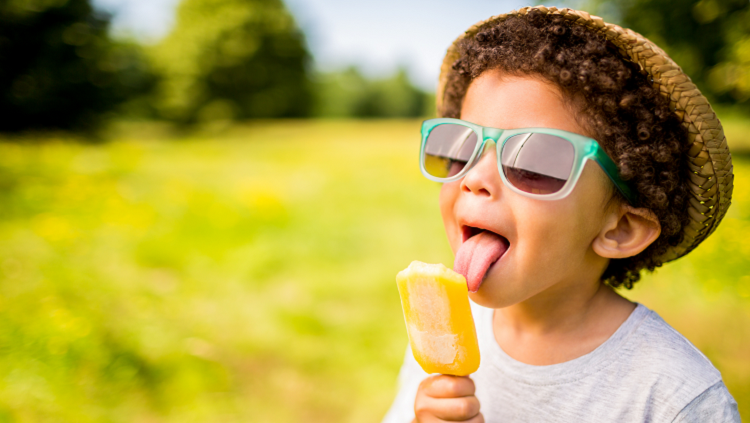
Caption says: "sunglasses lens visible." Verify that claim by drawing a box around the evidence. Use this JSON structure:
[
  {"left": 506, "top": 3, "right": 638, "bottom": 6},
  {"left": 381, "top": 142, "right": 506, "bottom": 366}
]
[
  {"left": 501, "top": 133, "right": 575, "bottom": 195},
  {"left": 423, "top": 124, "right": 479, "bottom": 178}
]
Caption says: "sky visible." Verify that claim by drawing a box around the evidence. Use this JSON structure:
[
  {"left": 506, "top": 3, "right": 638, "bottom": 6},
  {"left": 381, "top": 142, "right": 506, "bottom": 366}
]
[{"left": 91, "top": 0, "right": 533, "bottom": 91}]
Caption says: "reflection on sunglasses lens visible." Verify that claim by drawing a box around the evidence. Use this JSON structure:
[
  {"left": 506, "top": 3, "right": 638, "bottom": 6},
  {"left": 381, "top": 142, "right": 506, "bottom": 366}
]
[
  {"left": 501, "top": 133, "right": 574, "bottom": 194},
  {"left": 502, "top": 166, "right": 567, "bottom": 194},
  {"left": 423, "top": 124, "right": 478, "bottom": 178}
]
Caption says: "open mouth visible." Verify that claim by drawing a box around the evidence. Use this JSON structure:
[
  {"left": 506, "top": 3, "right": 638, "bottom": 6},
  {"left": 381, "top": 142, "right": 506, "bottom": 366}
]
[{"left": 455, "top": 225, "right": 510, "bottom": 292}]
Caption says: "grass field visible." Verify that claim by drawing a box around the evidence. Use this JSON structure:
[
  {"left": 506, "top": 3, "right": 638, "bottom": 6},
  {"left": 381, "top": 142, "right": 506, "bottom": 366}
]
[{"left": 0, "top": 119, "right": 748, "bottom": 421}]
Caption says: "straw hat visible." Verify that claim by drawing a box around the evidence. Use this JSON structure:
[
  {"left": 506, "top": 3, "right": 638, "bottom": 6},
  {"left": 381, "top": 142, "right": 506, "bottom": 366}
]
[{"left": 436, "top": 6, "right": 734, "bottom": 263}]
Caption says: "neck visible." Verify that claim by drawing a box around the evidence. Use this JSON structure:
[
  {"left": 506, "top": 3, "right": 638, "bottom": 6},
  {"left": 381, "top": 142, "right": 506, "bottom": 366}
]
[
  {"left": 499, "top": 274, "right": 614, "bottom": 334},
  {"left": 492, "top": 269, "right": 635, "bottom": 365}
]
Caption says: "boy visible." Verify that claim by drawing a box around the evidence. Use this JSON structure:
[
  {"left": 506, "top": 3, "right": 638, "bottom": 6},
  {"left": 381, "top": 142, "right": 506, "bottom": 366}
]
[{"left": 383, "top": 7, "right": 739, "bottom": 423}]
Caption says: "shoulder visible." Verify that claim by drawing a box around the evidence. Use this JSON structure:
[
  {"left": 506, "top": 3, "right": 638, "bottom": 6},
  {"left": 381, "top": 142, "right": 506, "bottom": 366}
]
[
  {"left": 672, "top": 380, "right": 740, "bottom": 423},
  {"left": 627, "top": 305, "right": 720, "bottom": 384},
  {"left": 619, "top": 304, "right": 733, "bottom": 417}
]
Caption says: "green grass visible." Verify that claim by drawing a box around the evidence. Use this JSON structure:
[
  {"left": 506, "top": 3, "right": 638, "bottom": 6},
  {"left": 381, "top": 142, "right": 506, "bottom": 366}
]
[
  {"left": 0, "top": 120, "right": 748, "bottom": 422},
  {"left": 715, "top": 107, "right": 750, "bottom": 152}
]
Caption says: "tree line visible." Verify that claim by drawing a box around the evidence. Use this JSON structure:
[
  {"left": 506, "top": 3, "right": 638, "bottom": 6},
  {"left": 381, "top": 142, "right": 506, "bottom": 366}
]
[
  {"left": 2, "top": 0, "right": 747, "bottom": 132},
  {"left": 0, "top": 0, "right": 432, "bottom": 132}
]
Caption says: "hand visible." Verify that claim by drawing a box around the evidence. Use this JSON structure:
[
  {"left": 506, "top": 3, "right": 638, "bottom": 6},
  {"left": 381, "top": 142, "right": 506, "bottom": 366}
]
[{"left": 412, "top": 374, "right": 483, "bottom": 422}]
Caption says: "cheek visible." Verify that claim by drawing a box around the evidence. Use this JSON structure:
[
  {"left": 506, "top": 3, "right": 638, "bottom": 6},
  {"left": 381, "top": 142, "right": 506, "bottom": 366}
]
[
  {"left": 517, "top": 204, "right": 567, "bottom": 251},
  {"left": 439, "top": 182, "right": 461, "bottom": 252},
  {"left": 514, "top": 200, "right": 597, "bottom": 266}
]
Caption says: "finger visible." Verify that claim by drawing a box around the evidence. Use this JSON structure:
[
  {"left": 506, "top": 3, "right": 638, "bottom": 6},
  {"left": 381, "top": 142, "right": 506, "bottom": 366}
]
[
  {"left": 434, "top": 396, "right": 481, "bottom": 421},
  {"left": 417, "top": 395, "right": 481, "bottom": 421},
  {"left": 416, "top": 415, "right": 484, "bottom": 423},
  {"left": 421, "top": 375, "right": 476, "bottom": 398},
  {"left": 464, "top": 413, "right": 485, "bottom": 423}
]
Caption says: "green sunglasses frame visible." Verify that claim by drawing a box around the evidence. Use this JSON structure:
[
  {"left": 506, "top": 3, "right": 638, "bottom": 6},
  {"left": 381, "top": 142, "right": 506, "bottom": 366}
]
[{"left": 420, "top": 118, "right": 637, "bottom": 205}]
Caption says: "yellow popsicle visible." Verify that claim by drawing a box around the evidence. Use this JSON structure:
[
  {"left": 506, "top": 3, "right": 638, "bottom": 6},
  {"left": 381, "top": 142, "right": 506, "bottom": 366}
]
[{"left": 396, "top": 261, "right": 480, "bottom": 376}]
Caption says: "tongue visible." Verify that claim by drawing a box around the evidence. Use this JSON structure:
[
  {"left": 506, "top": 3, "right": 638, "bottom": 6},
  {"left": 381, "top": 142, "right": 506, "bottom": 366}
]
[{"left": 454, "top": 231, "right": 508, "bottom": 292}]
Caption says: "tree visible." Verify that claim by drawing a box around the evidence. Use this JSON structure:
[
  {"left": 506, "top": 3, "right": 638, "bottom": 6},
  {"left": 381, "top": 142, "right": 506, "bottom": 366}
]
[
  {"left": 0, "top": 0, "right": 154, "bottom": 132},
  {"left": 578, "top": 0, "right": 750, "bottom": 106},
  {"left": 313, "top": 67, "right": 433, "bottom": 118},
  {"left": 149, "top": 0, "right": 312, "bottom": 124}
]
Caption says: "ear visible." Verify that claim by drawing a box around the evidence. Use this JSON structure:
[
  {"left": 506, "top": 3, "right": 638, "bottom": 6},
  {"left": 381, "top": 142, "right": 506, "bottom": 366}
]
[{"left": 592, "top": 203, "right": 661, "bottom": 259}]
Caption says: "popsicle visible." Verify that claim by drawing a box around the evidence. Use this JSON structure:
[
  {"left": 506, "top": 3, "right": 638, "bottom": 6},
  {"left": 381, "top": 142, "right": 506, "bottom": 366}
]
[{"left": 396, "top": 261, "right": 480, "bottom": 376}]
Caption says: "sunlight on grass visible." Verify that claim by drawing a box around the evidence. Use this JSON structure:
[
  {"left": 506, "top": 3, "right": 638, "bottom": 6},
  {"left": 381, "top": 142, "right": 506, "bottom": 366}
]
[{"left": 0, "top": 119, "right": 748, "bottom": 421}]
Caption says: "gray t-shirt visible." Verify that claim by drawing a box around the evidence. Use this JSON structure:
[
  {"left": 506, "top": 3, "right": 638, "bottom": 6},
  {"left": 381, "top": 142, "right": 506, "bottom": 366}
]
[{"left": 382, "top": 303, "right": 740, "bottom": 423}]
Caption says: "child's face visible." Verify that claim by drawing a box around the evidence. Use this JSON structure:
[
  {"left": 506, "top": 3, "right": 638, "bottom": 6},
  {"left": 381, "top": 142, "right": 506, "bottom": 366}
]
[{"left": 440, "top": 69, "right": 615, "bottom": 309}]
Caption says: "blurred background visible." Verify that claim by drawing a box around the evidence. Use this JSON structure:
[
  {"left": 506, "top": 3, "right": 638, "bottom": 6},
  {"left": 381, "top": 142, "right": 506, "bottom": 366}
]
[{"left": 0, "top": 0, "right": 748, "bottom": 421}]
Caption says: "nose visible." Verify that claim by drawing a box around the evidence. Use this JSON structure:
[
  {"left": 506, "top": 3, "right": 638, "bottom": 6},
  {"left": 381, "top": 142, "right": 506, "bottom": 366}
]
[{"left": 460, "top": 140, "right": 502, "bottom": 198}]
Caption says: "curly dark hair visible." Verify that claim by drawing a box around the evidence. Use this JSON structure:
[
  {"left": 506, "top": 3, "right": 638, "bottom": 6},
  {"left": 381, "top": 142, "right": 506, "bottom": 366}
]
[{"left": 442, "top": 10, "right": 691, "bottom": 288}]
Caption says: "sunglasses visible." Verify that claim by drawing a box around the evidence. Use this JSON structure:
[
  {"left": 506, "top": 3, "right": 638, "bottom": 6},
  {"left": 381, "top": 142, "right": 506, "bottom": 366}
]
[{"left": 419, "top": 118, "right": 636, "bottom": 204}]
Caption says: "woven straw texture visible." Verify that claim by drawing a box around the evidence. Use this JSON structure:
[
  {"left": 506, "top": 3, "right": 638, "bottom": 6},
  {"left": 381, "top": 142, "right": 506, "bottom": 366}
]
[{"left": 436, "top": 5, "right": 734, "bottom": 262}]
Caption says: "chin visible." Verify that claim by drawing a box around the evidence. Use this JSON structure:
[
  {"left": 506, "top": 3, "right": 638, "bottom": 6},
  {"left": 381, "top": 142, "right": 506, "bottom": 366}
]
[
  {"left": 468, "top": 285, "right": 520, "bottom": 309},
  {"left": 469, "top": 270, "right": 549, "bottom": 309}
]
